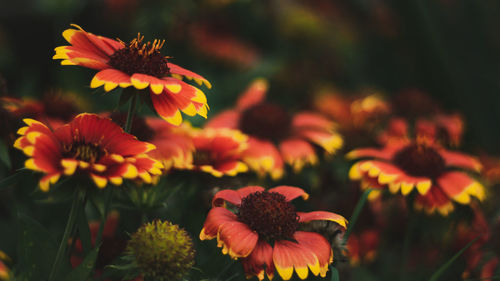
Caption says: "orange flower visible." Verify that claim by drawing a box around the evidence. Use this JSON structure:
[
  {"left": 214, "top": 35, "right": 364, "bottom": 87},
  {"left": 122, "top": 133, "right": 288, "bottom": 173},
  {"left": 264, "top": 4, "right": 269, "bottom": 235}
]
[
  {"left": 206, "top": 79, "right": 343, "bottom": 179},
  {"left": 53, "top": 24, "right": 211, "bottom": 125},
  {"left": 346, "top": 229, "right": 380, "bottom": 266},
  {"left": 187, "top": 127, "right": 249, "bottom": 177},
  {"left": 348, "top": 126, "right": 484, "bottom": 215},
  {"left": 14, "top": 113, "right": 163, "bottom": 191},
  {"left": 200, "top": 185, "right": 347, "bottom": 280}
]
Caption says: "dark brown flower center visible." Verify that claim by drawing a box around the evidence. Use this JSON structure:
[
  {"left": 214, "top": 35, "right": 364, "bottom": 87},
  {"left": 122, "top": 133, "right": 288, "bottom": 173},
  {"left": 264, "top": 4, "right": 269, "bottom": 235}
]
[
  {"left": 108, "top": 34, "right": 170, "bottom": 78},
  {"left": 63, "top": 142, "right": 104, "bottom": 163},
  {"left": 239, "top": 103, "right": 292, "bottom": 141},
  {"left": 237, "top": 191, "right": 299, "bottom": 242},
  {"left": 193, "top": 150, "right": 213, "bottom": 166},
  {"left": 393, "top": 143, "right": 446, "bottom": 178}
]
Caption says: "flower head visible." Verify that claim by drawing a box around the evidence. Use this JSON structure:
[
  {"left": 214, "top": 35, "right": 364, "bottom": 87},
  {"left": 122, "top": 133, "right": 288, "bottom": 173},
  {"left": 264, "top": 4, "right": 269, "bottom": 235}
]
[
  {"left": 14, "top": 113, "right": 163, "bottom": 191},
  {"left": 348, "top": 123, "right": 484, "bottom": 215},
  {"left": 200, "top": 185, "right": 347, "bottom": 280},
  {"left": 207, "top": 79, "right": 343, "bottom": 179},
  {"left": 53, "top": 24, "right": 210, "bottom": 125},
  {"left": 128, "top": 220, "right": 195, "bottom": 281},
  {"left": 187, "top": 127, "right": 249, "bottom": 177}
]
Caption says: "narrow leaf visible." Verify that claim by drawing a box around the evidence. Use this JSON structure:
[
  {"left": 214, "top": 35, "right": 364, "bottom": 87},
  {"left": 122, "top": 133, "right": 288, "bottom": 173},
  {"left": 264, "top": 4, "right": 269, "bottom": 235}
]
[
  {"left": 330, "top": 266, "right": 340, "bottom": 281},
  {"left": 64, "top": 245, "right": 100, "bottom": 281},
  {"left": 0, "top": 139, "right": 11, "bottom": 169}
]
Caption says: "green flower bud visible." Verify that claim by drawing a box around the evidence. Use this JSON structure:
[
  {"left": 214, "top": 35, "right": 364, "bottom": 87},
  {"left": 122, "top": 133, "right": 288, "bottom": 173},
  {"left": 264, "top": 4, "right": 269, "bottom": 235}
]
[{"left": 127, "top": 220, "right": 195, "bottom": 281}]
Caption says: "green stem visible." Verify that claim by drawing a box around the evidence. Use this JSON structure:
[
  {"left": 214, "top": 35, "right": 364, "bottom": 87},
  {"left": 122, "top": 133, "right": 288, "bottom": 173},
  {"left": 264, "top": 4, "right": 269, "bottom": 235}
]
[
  {"left": 124, "top": 93, "right": 138, "bottom": 133},
  {"left": 343, "top": 188, "right": 372, "bottom": 244},
  {"left": 95, "top": 187, "right": 114, "bottom": 247},
  {"left": 49, "top": 188, "right": 86, "bottom": 281}
]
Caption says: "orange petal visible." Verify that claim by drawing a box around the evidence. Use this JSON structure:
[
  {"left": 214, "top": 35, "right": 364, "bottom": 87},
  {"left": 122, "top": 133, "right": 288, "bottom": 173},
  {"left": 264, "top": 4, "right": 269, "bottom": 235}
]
[
  {"left": 236, "top": 78, "right": 268, "bottom": 110},
  {"left": 268, "top": 185, "right": 309, "bottom": 201},
  {"left": 200, "top": 207, "right": 238, "bottom": 240},
  {"left": 297, "top": 211, "right": 347, "bottom": 229},
  {"left": 217, "top": 220, "right": 259, "bottom": 258},
  {"left": 241, "top": 240, "right": 274, "bottom": 281}
]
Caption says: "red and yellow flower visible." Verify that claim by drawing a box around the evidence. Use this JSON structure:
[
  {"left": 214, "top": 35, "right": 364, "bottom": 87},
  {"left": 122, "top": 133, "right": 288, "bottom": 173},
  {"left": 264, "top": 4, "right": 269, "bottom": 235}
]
[
  {"left": 346, "top": 229, "right": 380, "bottom": 266},
  {"left": 206, "top": 79, "right": 343, "bottom": 179},
  {"left": 186, "top": 127, "right": 249, "bottom": 177},
  {"left": 53, "top": 24, "right": 210, "bottom": 125},
  {"left": 200, "top": 185, "right": 347, "bottom": 280},
  {"left": 14, "top": 113, "right": 163, "bottom": 191},
  {"left": 348, "top": 124, "right": 484, "bottom": 215}
]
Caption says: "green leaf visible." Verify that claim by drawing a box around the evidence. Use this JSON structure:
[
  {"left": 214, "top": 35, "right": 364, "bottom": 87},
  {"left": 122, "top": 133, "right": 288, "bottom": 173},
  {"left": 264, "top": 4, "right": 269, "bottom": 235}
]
[
  {"left": 76, "top": 206, "right": 92, "bottom": 255},
  {"left": 17, "top": 213, "right": 58, "bottom": 280},
  {"left": 0, "top": 139, "right": 11, "bottom": 169},
  {"left": 330, "top": 266, "right": 340, "bottom": 281},
  {"left": 0, "top": 169, "right": 30, "bottom": 191},
  {"left": 63, "top": 245, "right": 100, "bottom": 281},
  {"left": 428, "top": 236, "right": 480, "bottom": 281}
]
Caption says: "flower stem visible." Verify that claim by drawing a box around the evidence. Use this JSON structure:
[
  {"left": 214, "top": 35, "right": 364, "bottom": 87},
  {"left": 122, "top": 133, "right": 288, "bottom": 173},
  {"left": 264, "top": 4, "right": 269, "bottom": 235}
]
[
  {"left": 343, "top": 188, "right": 372, "bottom": 244},
  {"left": 124, "top": 93, "right": 138, "bottom": 133},
  {"left": 94, "top": 187, "right": 114, "bottom": 247},
  {"left": 48, "top": 188, "right": 86, "bottom": 281}
]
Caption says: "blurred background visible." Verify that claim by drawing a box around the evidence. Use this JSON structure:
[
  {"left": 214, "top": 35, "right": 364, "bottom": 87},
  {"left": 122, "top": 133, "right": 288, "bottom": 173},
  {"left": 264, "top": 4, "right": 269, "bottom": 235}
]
[{"left": 0, "top": 1, "right": 500, "bottom": 280}]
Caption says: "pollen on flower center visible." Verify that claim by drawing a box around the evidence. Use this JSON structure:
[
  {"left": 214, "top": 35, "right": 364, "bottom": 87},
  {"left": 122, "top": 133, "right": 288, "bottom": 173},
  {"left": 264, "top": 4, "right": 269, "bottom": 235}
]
[
  {"left": 108, "top": 34, "right": 170, "bottom": 78},
  {"left": 64, "top": 142, "right": 103, "bottom": 163},
  {"left": 393, "top": 143, "right": 446, "bottom": 178},
  {"left": 239, "top": 103, "right": 292, "bottom": 141},
  {"left": 237, "top": 191, "right": 299, "bottom": 242}
]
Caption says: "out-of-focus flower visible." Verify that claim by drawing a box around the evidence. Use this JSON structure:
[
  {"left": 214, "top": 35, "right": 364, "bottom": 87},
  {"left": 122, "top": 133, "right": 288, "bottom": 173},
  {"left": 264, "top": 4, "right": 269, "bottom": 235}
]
[
  {"left": 348, "top": 125, "right": 484, "bottom": 215},
  {"left": 346, "top": 229, "right": 380, "bottom": 266},
  {"left": 71, "top": 211, "right": 127, "bottom": 274},
  {"left": 190, "top": 24, "right": 259, "bottom": 69},
  {"left": 53, "top": 24, "right": 210, "bottom": 125},
  {"left": 110, "top": 113, "right": 194, "bottom": 172},
  {"left": 127, "top": 220, "right": 195, "bottom": 281},
  {"left": 187, "top": 127, "right": 249, "bottom": 177},
  {"left": 0, "top": 251, "right": 10, "bottom": 281},
  {"left": 479, "top": 153, "right": 500, "bottom": 184},
  {"left": 207, "top": 79, "right": 343, "bottom": 179},
  {"left": 200, "top": 185, "right": 347, "bottom": 280},
  {"left": 14, "top": 113, "right": 163, "bottom": 191}
]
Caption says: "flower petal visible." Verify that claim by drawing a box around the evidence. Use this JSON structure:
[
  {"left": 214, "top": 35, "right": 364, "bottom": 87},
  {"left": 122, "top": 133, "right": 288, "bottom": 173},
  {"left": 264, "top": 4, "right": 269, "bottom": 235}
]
[
  {"left": 279, "top": 138, "right": 317, "bottom": 172},
  {"left": 437, "top": 171, "right": 485, "bottom": 204},
  {"left": 167, "top": 62, "right": 212, "bottom": 88},
  {"left": 297, "top": 211, "right": 348, "bottom": 229},
  {"left": 273, "top": 239, "right": 320, "bottom": 280},
  {"left": 243, "top": 137, "right": 284, "bottom": 179},
  {"left": 90, "top": 69, "right": 132, "bottom": 91},
  {"left": 241, "top": 240, "right": 275, "bottom": 281},
  {"left": 200, "top": 207, "right": 238, "bottom": 240},
  {"left": 236, "top": 78, "right": 268, "bottom": 110},
  {"left": 439, "top": 149, "right": 482, "bottom": 172},
  {"left": 268, "top": 185, "right": 309, "bottom": 201},
  {"left": 294, "top": 231, "right": 333, "bottom": 277},
  {"left": 205, "top": 110, "right": 241, "bottom": 129},
  {"left": 217, "top": 220, "right": 259, "bottom": 259}
]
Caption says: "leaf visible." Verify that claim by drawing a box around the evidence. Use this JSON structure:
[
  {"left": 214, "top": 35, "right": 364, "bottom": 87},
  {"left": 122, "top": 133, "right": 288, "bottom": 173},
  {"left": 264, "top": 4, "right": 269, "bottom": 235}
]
[
  {"left": 16, "top": 213, "right": 58, "bottom": 280},
  {"left": 64, "top": 245, "right": 100, "bottom": 281},
  {"left": 428, "top": 236, "right": 480, "bottom": 281},
  {"left": 0, "top": 169, "right": 30, "bottom": 191},
  {"left": 0, "top": 139, "right": 11, "bottom": 169},
  {"left": 330, "top": 266, "right": 340, "bottom": 281},
  {"left": 76, "top": 206, "right": 92, "bottom": 255}
]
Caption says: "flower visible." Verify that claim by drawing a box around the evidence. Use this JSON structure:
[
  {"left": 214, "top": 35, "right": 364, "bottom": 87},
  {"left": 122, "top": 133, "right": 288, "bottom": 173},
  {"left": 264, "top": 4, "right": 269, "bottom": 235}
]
[
  {"left": 53, "top": 24, "right": 211, "bottom": 125},
  {"left": 186, "top": 127, "right": 249, "bottom": 177},
  {"left": 127, "top": 220, "right": 195, "bottom": 281},
  {"left": 14, "top": 113, "right": 163, "bottom": 191},
  {"left": 348, "top": 124, "right": 485, "bottom": 215},
  {"left": 346, "top": 229, "right": 380, "bottom": 266},
  {"left": 200, "top": 185, "right": 347, "bottom": 280},
  {"left": 206, "top": 79, "right": 343, "bottom": 179}
]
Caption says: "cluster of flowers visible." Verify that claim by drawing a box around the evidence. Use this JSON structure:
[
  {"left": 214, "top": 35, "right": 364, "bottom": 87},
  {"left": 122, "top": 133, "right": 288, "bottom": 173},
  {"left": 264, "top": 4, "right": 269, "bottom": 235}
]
[{"left": 0, "top": 23, "right": 498, "bottom": 281}]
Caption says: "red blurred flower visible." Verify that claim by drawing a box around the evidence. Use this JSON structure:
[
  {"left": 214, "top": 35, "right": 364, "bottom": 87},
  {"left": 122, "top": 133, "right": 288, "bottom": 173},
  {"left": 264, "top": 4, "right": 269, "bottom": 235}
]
[
  {"left": 200, "top": 185, "right": 347, "bottom": 280},
  {"left": 207, "top": 79, "right": 343, "bottom": 179},
  {"left": 187, "top": 127, "right": 249, "bottom": 177},
  {"left": 348, "top": 126, "right": 484, "bottom": 215},
  {"left": 346, "top": 229, "right": 380, "bottom": 266},
  {"left": 14, "top": 113, "right": 163, "bottom": 191},
  {"left": 53, "top": 24, "right": 210, "bottom": 125}
]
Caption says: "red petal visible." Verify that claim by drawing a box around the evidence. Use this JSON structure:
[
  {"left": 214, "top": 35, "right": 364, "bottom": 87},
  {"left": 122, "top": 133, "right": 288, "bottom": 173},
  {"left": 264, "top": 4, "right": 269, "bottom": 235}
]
[
  {"left": 273, "top": 239, "right": 320, "bottom": 280},
  {"left": 241, "top": 240, "right": 274, "bottom": 281},
  {"left": 297, "top": 211, "right": 347, "bottom": 229},
  {"left": 200, "top": 207, "right": 238, "bottom": 240},
  {"left": 212, "top": 189, "right": 243, "bottom": 207},
  {"left": 294, "top": 231, "right": 333, "bottom": 277},
  {"left": 205, "top": 110, "right": 241, "bottom": 129},
  {"left": 268, "top": 185, "right": 308, "bottom": 201},
  {"left": 439, "top": 149, "right": 482, "bottom": 172},
  {"left": 236, "top": 78, "right": 268, "bottom": 110},
  {"left": 217, "top": 220, "right": 259, "bottom": 258}
]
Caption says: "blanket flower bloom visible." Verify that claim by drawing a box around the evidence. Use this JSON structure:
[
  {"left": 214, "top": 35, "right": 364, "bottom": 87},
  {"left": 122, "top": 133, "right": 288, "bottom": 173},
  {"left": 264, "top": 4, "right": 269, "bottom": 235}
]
[
  {"left": 206, "top": 79, "right": 343, "bottom": 179},
  {"left": 200, "top": 185, "right": 347, "bottom": 280},
  {"left": 53, "top": 24, "right": 211, "bottom": 125},
  {"left": 348, "top": 122, "right": 484, "bottom": 215},
  {"left": 187, "top": 127, "right": 249, "bottom": 177},
  {"left": 14, "top": 113, "right": 163, "bottom": 191}
]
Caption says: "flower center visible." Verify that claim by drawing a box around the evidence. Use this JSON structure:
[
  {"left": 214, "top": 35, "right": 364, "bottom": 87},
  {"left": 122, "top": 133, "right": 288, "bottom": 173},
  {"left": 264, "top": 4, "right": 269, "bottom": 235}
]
[
  {"left": 239, "top": 103, "right": 292, "bottom": 141},
  {"left": 393, "top": 143, "right": 446, "bottom": 178},
  {"left": 64, "top": 142, "right": 104, "bottom": 163},
  {"left": 108, "top": 34, "right": 170, "bottom": 78},
  {"left": 237, "top": 191, "right": 299, "bottom": 242},
  {"left": 192, "top": 150, "right": 213, "bottom": 166}
]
